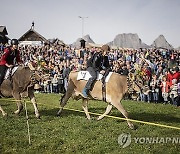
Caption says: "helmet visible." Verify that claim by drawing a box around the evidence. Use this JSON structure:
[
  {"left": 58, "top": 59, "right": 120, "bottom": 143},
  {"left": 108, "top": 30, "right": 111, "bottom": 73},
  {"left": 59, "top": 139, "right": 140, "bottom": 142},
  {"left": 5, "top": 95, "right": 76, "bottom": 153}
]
[{"left": 11, "top": 39, "right": 19, "bottom": 45}]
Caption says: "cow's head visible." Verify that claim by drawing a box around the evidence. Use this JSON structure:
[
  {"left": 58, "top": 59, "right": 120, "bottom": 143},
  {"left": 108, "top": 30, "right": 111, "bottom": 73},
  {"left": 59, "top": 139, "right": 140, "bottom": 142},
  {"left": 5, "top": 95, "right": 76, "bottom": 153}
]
[
  {"left": 127, "top": 72, "right": 142, "bottom": 93},
  {"left": 27, "top": 62, "right": 44, "bottom": 89}
]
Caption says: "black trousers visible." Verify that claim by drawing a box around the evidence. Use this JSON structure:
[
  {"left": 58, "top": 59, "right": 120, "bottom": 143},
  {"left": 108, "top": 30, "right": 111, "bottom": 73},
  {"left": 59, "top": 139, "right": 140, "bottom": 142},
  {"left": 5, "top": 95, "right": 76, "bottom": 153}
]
[
  {"left": 102, "top": 68, "right": 110, "bottom": 83},
  {"left": 0, "top": 65, "right": 7, "bottom": 85},
  {"left": 85, "top": 67, "right": 97, "bottom": 91}
]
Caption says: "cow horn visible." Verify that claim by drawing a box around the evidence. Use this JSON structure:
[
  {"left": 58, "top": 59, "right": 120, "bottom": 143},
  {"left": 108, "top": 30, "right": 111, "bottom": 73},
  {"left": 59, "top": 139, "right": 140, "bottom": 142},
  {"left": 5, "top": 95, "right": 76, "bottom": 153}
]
[{"left": 28, "top": 63, "right": 36, "bottom": 71}]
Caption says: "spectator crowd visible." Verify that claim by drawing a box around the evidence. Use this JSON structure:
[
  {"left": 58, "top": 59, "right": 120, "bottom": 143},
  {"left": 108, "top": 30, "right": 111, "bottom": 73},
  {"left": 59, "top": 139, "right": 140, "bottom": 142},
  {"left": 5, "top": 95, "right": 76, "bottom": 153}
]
[{"left": 0, "top": 42, "right": 180, "bottom": 107}]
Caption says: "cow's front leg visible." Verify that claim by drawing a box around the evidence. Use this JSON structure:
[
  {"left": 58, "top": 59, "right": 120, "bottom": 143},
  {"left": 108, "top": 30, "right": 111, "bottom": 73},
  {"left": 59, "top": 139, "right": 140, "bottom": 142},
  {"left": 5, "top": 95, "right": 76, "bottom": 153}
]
[
  {"left": 0, "top": 105, "right": 7, "bottom": 117},
  {"left": 12, "top": 92, "right": 23, "bottom": 115},
  {"left": 97, "top": 103, "right": 112, "bottom": 120},
  {"left": 82, "top": 98, "right": 91, "bottom": 120},
  {"left": 28, "top": 90, "right": 40, "bottom": 119},
  {"left": 31, "top": 97, "right": 40, "bottom": 119},
  {"left": 111, "top": 94, "right": 135, "bottom": 130}
]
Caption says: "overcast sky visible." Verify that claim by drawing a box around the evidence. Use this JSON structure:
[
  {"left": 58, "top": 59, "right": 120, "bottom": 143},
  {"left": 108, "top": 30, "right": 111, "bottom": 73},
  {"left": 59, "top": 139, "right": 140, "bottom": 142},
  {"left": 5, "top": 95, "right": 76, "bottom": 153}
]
[{"left": 1, "top": 0, "right": 180, "bottom": 47}]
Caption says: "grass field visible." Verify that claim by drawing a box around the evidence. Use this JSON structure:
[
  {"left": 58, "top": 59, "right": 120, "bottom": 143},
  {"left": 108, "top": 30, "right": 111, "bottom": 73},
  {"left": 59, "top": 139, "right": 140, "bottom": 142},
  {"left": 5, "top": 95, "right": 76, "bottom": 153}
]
[{"left": 0, "top": 93, "right": 180, "bottom": 154}]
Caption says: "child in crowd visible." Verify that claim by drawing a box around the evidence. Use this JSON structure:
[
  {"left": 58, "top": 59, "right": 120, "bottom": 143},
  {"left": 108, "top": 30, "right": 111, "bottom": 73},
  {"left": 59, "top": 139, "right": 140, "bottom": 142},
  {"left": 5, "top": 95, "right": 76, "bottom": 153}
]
[
  {"left": 150, "top": 74, "right": 159, "bottom": 103},
  {"left": 160, "top": 76, "right": 170, "bottom": 104}
]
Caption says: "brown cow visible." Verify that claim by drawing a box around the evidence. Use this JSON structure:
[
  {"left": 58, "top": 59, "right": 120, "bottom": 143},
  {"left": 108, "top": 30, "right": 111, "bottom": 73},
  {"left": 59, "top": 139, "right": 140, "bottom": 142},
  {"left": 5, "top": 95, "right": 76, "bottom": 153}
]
[
  {"left": 0, "top": 65, "right": 42, "bottom": 118},
  {"left": 57, "top": 71, "right": 141, "bottom": 129}
]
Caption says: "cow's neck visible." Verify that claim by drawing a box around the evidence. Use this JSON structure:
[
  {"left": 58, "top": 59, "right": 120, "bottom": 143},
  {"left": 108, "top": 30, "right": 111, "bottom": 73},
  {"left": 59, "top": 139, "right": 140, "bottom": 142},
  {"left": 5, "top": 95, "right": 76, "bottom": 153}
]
[{"left": 126, "top": 76, "right": 134, "bottom": 93}]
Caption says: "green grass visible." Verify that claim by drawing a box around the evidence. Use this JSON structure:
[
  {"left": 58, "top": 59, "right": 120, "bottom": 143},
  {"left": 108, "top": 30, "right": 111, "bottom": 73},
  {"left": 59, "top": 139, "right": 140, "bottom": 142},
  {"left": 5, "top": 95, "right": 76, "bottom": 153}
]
[{"left": 0, "top": 93, "right": 180, "bottom": 154}]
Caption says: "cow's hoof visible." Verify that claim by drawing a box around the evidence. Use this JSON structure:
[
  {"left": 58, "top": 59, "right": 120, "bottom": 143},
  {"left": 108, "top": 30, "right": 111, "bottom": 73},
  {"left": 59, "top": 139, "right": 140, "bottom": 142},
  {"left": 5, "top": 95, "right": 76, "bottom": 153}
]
[
  {"left": 57, "top": 110, "right": 62, "bottom": 116},
  {"left": 3, "top": 113, "right": 8, "bottom": 117},
  {"left": 128, "top": 123, "right": 135, "bottom": 130},
  {"left": 86, "top": 116, "right": 91, "bottom": 120},
  {"left": 14, "top": 110, "right": 20, "bottom": 115},
  {"left": 57, "top": 112, "right": 61, "bottom": 117},
  {"left": 97, "top": 116, "right": 104, "bottom": 121},
  {"left": 36, "top": 114, "right": 41, "bottom": 119}
]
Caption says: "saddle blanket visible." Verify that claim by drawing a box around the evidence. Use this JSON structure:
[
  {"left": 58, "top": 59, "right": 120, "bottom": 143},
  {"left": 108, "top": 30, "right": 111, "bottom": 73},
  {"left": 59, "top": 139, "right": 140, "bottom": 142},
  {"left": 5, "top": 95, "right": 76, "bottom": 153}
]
[
  {"left": 77, "top": 71, "right": 113, "bottom": 82},
  {"left": 4, "top": 66, "right": 18, "bottom": 79}
]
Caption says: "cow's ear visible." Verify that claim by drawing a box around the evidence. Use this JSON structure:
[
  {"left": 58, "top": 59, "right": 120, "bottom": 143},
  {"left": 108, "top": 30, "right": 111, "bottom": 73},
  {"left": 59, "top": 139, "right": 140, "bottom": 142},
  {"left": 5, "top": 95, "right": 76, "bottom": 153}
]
[{"left": 129, "top": 72, "right": 133, "bottom": 79}]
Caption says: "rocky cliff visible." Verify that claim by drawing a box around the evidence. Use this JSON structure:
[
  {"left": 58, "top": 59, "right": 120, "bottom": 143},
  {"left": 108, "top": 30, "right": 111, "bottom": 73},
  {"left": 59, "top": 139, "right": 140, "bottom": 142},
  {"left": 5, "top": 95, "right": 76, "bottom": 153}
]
[{"left": 151, "top": 35, "right": 173, "bottom": 49}]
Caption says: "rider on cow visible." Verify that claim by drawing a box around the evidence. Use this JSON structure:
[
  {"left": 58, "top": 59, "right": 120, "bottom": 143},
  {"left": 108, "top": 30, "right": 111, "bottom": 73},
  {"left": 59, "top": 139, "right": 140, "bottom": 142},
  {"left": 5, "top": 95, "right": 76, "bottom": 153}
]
[
  {"left": 0, "top": 39, "right": 22, "bottom": 86},
  {"left": 82, "top": 45, "right": 111, "bottom": 98}
]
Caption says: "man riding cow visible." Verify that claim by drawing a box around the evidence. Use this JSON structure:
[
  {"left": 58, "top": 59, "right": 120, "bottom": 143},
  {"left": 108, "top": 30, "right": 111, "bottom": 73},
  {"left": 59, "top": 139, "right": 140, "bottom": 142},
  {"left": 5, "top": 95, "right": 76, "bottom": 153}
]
[
  {"left": 82, "top": 45, "right": 111, "bottom": 98},
  {"left": 0, "top": 39, "right": 22, "bottom": 87}
]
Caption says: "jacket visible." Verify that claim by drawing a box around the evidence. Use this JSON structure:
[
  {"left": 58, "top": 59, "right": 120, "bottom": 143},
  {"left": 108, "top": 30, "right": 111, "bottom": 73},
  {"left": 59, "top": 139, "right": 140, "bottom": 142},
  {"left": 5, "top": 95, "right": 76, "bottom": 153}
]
[
  {"left": 160, "top": 81, "right": 170, "bottom": 93},
  {"left": 87, "top": 52, "right": 110, "bottom": 71},
  {"left": 0, "top": 47, "right": 21, "bottom": 66},
  {"left": 172, "top": 72, "right": 180, "bottom": 82}
]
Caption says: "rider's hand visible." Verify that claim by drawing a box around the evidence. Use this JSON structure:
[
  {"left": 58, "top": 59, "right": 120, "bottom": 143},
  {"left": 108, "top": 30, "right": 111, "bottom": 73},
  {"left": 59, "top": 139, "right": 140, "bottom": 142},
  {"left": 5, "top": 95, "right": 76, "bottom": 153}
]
[
  {"left": 9, "top": 65, "right": 13, "bottom": 68},
  {"left": 6, "top": 64, "right": 13, "bottom": 68},
  {"left": 18, "top": 63, "right": 24, "bottom": 67},
  {"left": 100, "top": 70, "right": 105, "bottom": 74}
]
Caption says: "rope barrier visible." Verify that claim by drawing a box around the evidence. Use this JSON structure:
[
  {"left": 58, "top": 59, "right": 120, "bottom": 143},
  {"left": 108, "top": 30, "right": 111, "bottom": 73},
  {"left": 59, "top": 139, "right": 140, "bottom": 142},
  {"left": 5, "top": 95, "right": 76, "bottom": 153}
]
[
  {"left": 60, "top": 107, "right": 180, "bottom": 130},
  {"left": 0, "top": 98, "right": 180, "bottom": 131},
  {"left": 24, "top": 100, "right": 31, "bottom": 145},
  {"left": 0, "top": 98, "right": 31, "bottom": 144}
]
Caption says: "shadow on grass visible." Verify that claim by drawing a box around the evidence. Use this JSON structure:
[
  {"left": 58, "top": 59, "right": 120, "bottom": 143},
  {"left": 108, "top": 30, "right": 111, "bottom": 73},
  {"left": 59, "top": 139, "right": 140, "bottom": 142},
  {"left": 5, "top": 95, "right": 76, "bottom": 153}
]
[
  {"left": 0, "top": 103, "right": 12, "bottom": 107},
  {"left": 40, "top": 108, "right": 84, "bottom": 118},
  {"left": 129, "top": 112, "right": 180, "bottom": 124},
  {"left": 40, "top": 107, "right": 180, "bottom": 125}
]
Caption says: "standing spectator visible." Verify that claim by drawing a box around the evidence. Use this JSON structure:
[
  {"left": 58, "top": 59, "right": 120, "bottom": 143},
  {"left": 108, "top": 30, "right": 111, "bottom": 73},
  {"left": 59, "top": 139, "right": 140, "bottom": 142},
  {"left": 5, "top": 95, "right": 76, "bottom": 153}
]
[
  {"left": 169, "top": 79, "right": 178, "bottom": 106},
  {"left": 150, "top": 74, "right": 159, "bottom": 103},
  {"left": 172, "top": 67, "right": 180, "bottom": 82},
  {"left": 156, "top": 66, "right": 163, "bottom": 78},
  {"left": 43, "top": 80, "right": 49, "bottom": 93},
  {"left": 142, "top": 85, "right": 151, "bottom": 103},
  {"left": 160, "top": 76, "right": 170, "bottom": 104},
  {"left": 118, "top": 64, "right": 129, "bottom": 76},
  {"left": 62, "top": 62, "right": 71, "bottom": 91},
  {"left": 167, "top": 68, "right": 173, "bottom": 86},
  {"left": 43, "top": 74, "right": 52, "bottom": 93},
  {"left": 52, "top": 74, "right": 59, "bottom": 93},
  {"left": 58, "top": 74, "right": 65, "bottom": 93}
]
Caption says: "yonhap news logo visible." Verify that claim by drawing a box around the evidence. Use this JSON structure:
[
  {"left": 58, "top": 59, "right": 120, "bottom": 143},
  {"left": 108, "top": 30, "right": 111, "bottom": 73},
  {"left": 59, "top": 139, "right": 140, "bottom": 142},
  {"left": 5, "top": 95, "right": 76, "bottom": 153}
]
[
  {"left": 118, "top": 133, "right": 131, "bottom": 148},
  {"left": 118, "top": 133, "right": 180, "bottom": 148}
]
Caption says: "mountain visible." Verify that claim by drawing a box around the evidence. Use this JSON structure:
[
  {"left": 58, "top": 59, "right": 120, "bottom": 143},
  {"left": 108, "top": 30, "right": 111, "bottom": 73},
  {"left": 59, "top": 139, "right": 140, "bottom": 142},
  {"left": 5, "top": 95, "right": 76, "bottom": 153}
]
[
  {"left": 107, "top": 33, "right": 150, "bottom": 49},
  {"left": 71, "top": 34, "right": 95, "bottom": 48},
  {"left": 176, "top": 46, "right": 180, "bottom": 50},
  {"left": 151, "top": 35, "right": 173, "bottom": 49},
  {"left": 71, "top": 33, "right": 175, "bottom": 49}
]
